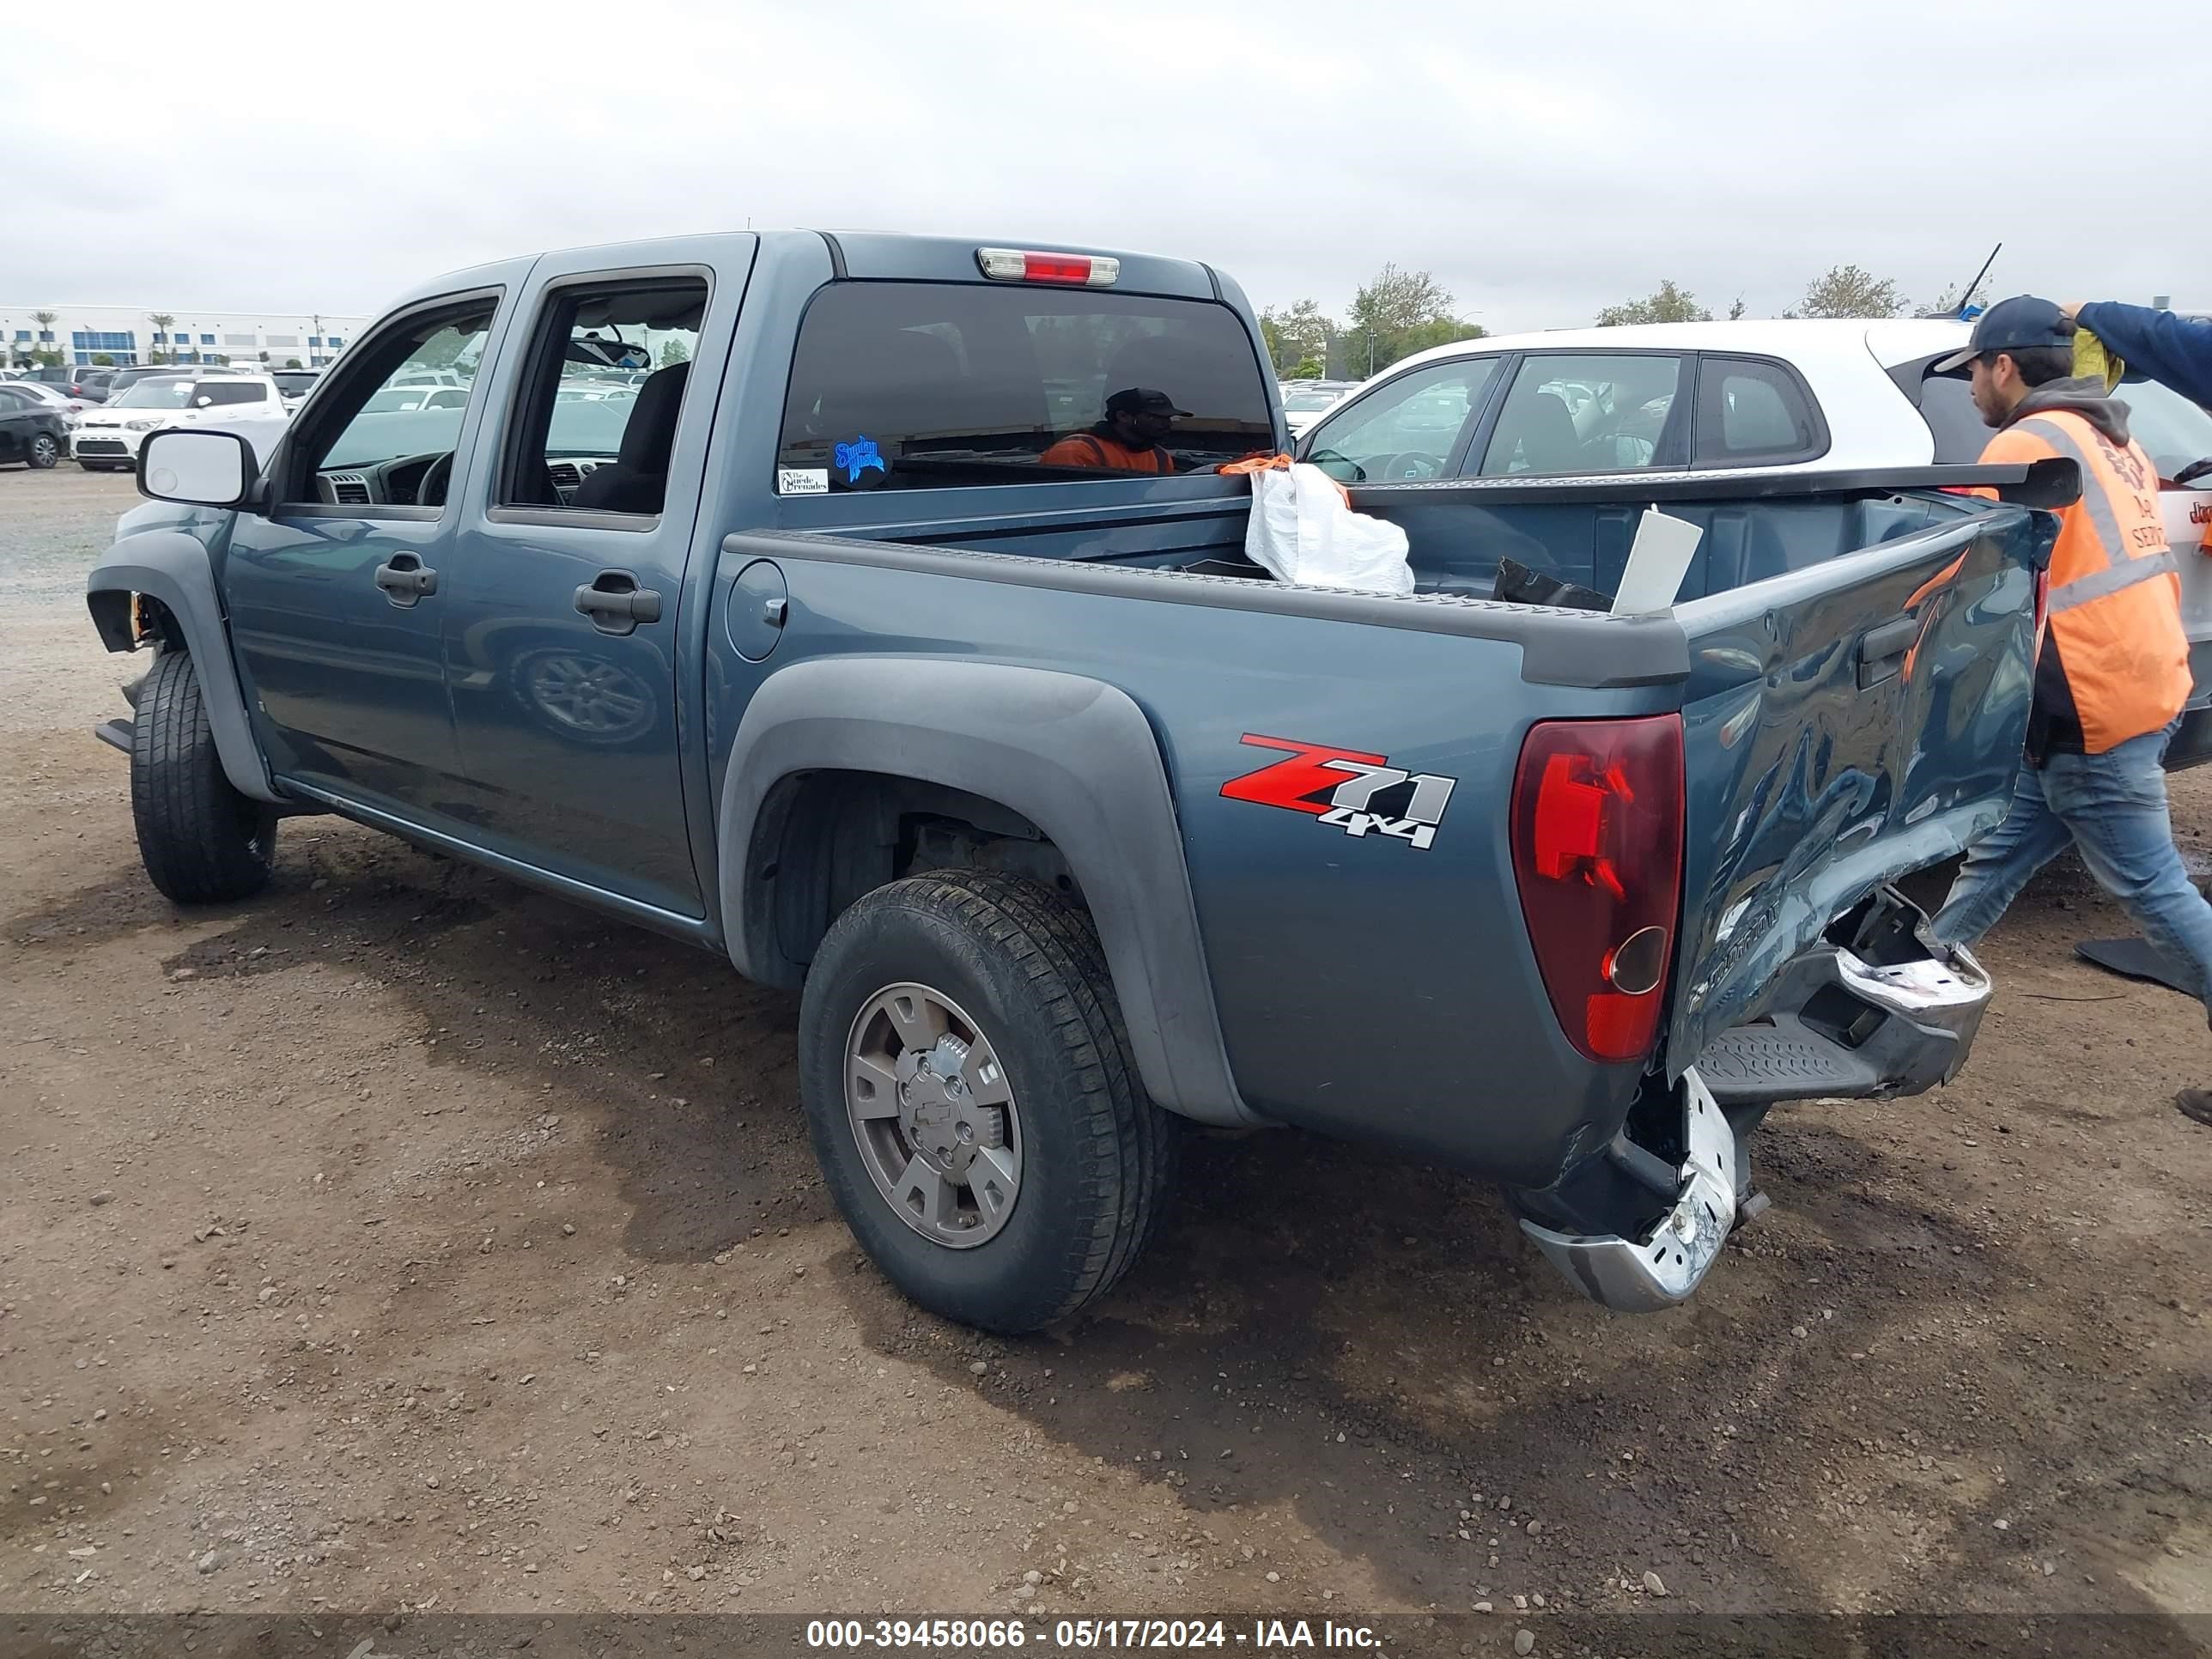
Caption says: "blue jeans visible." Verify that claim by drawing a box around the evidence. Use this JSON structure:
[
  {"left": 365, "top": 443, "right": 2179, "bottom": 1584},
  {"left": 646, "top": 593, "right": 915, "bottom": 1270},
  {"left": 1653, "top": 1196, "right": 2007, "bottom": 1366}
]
[{"left": 1935, "top": 722, "right": 2212, "bottom": 1017}]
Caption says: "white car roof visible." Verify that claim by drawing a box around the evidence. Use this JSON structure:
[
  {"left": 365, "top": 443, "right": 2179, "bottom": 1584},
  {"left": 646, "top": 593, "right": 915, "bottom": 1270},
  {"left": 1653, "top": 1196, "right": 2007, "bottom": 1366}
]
[{"left": 1385, "top": 316, "right": 1974, "bottom": 375}]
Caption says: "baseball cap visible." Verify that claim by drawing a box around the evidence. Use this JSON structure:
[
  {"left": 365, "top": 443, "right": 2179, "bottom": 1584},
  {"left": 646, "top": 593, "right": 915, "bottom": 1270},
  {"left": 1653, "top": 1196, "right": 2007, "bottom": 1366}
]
[
  {"left": 1931, "top": 295, "right": 2075, "bottom": 374},
  {"left": 1104, "top": 386, "right": 1192, "bottom": 418}
]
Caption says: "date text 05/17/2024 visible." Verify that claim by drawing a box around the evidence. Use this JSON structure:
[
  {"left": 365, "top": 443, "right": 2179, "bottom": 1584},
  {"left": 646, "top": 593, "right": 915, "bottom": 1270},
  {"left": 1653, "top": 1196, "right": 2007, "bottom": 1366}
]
[{"left": 805, "top": 1619, "right": 1382, "bottom": 1650}]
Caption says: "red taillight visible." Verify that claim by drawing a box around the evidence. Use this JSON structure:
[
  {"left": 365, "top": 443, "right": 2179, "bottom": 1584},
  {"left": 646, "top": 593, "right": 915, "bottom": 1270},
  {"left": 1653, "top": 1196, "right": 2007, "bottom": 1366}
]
[
  {"left": 1510, "top": 715, "right": 1685, "bottom": 1064},
  {"left": 2032, "top": 564, "right": 2051, "bottom": 645},
  {"left": 975, "top": 246, "right": 1121, "bottom": 287}
]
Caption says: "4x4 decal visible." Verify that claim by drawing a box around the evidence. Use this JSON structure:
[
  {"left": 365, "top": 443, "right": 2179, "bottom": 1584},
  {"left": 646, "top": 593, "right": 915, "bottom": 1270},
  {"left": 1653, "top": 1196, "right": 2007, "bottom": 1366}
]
[{"left": 1218, "top": 733, "right": 1456, "bottom": 851}]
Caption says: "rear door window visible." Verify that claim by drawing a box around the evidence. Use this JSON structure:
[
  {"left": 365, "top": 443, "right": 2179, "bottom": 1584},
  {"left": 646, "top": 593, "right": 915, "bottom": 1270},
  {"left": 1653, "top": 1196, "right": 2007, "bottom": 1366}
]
[
  {"left": 495, "top": 274, "right": 708, "bottom": 517},
  {"left": 1691, "top": 356, "right": 1826, "bottom": 466},
  {"left": 775, "top": 282, "right": 1273, "bottom": 492},
  {"left": 1477, "top": 353, "right": 1686, "bottom": 476},
  {"left": 1304, "top": 358, "right": 1500, "bottom": 483}
]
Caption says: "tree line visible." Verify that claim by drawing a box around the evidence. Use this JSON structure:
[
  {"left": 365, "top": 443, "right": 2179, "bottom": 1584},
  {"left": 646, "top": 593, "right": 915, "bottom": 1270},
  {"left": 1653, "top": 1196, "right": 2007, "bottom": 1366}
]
[
  {"left": 1593, "top": 263, "right": 1988, "bottom": 326},
  {"left": 1262, "top": 262, "right": 1990, "bottom": 380},
  {"left": 1259, "top": 265, "right": 1486, "bottom": 381}
]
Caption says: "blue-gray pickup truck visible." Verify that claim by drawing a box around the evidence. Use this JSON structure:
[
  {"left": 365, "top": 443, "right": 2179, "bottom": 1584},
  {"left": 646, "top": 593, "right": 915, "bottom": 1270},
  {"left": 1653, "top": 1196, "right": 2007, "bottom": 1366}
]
[{"left": 86, "top": 231, "right": 2064, "bottom": 1331}]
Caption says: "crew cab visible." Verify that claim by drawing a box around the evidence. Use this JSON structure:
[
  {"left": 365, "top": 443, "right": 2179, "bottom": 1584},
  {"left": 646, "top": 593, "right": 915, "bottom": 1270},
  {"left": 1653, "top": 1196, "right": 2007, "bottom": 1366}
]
[
  {"left": 85, "top": 234, "right": 2063, "bottom": 1331},
  {"left": 1304, "top": 319, "right": 2212, "bottom": 766}
]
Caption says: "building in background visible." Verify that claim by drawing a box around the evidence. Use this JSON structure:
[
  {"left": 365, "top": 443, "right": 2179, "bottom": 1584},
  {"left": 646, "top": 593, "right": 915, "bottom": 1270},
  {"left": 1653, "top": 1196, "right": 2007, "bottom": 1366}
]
[{"left": 0, "top": 304, "right": 368, "bottom": 370}]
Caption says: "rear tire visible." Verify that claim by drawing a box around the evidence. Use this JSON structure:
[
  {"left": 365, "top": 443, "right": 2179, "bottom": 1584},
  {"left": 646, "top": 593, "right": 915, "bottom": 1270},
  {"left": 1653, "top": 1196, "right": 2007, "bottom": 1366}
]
[
  {"left": 798, "top": 870, "right": 1177, "bottom": 1334},
  {"left": 27, "top": 434, "right": 59, "bottom": 469},
  {"left": 130, "top": 647, "right": 277, "bottom": 903}
]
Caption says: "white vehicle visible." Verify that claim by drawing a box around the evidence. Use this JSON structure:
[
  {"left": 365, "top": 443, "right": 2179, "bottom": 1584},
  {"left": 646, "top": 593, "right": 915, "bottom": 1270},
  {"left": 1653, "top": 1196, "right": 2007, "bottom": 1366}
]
[
  {"left": 1299, "top": 318, "right": 2212, "bottom": 767},
  {"left": 359, "top": 384, "right": 472, "bottom": 414},
  {"left": 70, "top": 371, "right": 290, "bottom": 472},
  {"left": 1279, "top": 378, "right": 1355, "bottom": 437},
  {"left": 268, "top": 368, "right": 321, "bottom": 410}
]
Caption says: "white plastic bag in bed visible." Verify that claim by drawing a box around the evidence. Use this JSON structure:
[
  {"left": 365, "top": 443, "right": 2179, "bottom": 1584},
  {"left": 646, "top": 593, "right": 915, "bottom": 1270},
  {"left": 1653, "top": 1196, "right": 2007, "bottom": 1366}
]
[{"left": 1243, "top": 462, "right": 1414, "bottom": 597}]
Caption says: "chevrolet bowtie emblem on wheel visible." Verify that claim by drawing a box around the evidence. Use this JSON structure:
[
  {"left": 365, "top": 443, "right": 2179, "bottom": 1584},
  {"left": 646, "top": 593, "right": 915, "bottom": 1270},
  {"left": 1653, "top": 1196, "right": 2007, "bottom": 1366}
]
[{"left": 1218, "top": 732, "right": 1456, "bottom": 850}]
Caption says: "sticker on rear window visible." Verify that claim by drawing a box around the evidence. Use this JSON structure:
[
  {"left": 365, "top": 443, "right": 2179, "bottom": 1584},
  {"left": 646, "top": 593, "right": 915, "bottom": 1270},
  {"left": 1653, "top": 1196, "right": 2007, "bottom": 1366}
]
[
  {"left": 835, "top": 436, "right": 888, "bottom": 486},
  {"left": 777, "top": 467, "right": 829, "bottom": 496}
]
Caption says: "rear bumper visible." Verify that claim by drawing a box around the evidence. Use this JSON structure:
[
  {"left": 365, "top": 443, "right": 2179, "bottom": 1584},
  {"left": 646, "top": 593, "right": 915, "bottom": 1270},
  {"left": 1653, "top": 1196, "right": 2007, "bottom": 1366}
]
[
  {"left": 1695, "top": 931, "right": 1989, "bottom": 1106},
  {"left": 1516, "top": 887, "right": 1987, "bottom": 1313},
  {"left": 1521, "top": 1068, "right": 1738, "bottom": 1313}
]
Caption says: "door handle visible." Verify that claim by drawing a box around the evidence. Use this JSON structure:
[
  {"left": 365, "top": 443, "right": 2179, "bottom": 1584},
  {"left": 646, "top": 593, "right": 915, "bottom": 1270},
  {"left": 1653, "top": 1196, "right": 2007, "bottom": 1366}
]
[
  {"left": 573, "top": 570, "right": 663, "bottom": 635},
  {"left": 1856, "top": 613, "right": 1919, "bottom": 689},
  {"left": 374, "top": 554, "right": 438, "bottom": 606}
]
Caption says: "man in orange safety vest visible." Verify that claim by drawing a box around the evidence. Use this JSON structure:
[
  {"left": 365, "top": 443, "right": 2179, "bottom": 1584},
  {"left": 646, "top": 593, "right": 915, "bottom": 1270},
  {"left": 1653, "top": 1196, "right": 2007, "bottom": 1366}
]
[{"left": 1927, "top": 297, "right": 2212, "bottom": 1126}]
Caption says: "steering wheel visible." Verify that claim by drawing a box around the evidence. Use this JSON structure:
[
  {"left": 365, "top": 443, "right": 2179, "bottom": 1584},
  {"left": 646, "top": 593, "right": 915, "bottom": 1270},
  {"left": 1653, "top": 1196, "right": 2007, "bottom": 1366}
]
[
  {"left": 416, "top": 452, "right": 454, "bottom": 507},
  {"left": 1367, "top": 451, "right": 1448, "bottom": 483}
]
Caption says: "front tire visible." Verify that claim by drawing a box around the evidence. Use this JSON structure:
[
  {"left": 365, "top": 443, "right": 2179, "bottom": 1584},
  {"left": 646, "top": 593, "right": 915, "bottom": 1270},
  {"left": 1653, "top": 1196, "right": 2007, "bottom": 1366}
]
[
  {"left": 27, "top": 434, "right": 59, "bottom": 469},
  {"left": 798, "top": 871, "right": 1177, "bottom": 1334},
  {"left": 130, "top": 648, "right": 277, "bottom": 903}
]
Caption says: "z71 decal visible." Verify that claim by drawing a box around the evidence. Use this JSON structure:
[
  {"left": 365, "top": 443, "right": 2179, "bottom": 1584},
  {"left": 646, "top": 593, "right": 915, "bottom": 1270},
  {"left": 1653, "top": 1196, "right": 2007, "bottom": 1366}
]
[{"left": 1218, "top": 733, "right": 1456, "bottom": 851}]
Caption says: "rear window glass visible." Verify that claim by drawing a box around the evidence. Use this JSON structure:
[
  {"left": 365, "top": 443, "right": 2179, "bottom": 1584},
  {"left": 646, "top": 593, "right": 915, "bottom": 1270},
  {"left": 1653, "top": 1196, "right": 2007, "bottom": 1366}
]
[
  {"left": 1916, "top": 370, "right": 1991, "bottom": 463},
  {"left": 776, "top": 282, "right": 1273, "bottom": 492}
]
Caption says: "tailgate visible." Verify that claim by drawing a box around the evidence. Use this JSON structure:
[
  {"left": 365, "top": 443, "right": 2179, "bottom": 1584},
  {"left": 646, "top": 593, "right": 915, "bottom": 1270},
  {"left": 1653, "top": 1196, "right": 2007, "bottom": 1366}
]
[{"left": 1663, "top": 495, "right": 2051, "bottom": 1077}]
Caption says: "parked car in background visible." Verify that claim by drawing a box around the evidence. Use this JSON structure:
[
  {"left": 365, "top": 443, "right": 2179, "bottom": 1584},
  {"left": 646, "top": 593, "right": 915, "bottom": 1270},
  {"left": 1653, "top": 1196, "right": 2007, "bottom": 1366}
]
[
  {"left": 1299, "top": 317, "right": 2212, "bottom": 766},
  {"left": 70, "top": 370, "right": 289, "bottom": 471},
  {"left": 27, "top": 365, "right": 110, "bottom": 402},
  {"left": 0, "top": 383, "right": 70, "bottom": 468},
  {"left": 4, "top": 379, "right": 92, "bottom": 423},
  {"left": 1279, "top": 378, "right": 1354, "bottom": 436},
  {"left": 107, "top": 366, "right": 208, "bottom": 399},
  {"left": 358, "top": 384, "right": 472, "bottom": 414},
  {"left": 269, "top": 368, "right": 321, "bottom": 409}
]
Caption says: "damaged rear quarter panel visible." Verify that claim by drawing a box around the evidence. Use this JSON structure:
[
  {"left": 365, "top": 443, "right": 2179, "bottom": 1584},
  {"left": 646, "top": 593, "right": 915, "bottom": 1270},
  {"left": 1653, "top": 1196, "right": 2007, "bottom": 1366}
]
[{"left": 1665, "top": 507, "right": 2044, "bottom": 1073}]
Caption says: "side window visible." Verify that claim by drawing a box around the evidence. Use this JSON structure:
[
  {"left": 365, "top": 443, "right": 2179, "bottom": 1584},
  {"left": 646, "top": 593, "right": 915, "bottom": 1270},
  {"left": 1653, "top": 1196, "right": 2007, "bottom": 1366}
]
[
  {"left": 1692, "top": 356, "right": 1825, "bottom": 466},
  {"left": 1304, "top": 359, "right": 1499, "bottom": 483},
  {"left": 1478, "top": 353, "right": 1685, "bottom": 476},
  {"left": 497, "top": 276, "right": 708, "bottom": 516},
  {"left": 291, "top": 297, "right": 497, "bottom": 496}
]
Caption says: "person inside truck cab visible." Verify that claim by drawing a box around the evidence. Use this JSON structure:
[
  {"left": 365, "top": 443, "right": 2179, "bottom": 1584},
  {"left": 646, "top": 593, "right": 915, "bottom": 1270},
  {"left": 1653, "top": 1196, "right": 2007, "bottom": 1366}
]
[{"left": 1040, "top": 386, "right": 1188, "bottom": 473}]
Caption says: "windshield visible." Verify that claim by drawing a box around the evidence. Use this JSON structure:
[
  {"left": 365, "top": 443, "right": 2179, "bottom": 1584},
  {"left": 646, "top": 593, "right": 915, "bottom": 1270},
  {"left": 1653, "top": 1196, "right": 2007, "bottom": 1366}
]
[
  {"left": 112, "top": 378, "right": 195, "bottom": 409},
  {"left": 270, "top": 372, "right": 317, "bottom": 394},
  {"left": 2118, "top": 378, "right": 2212, "bottom": 482}
]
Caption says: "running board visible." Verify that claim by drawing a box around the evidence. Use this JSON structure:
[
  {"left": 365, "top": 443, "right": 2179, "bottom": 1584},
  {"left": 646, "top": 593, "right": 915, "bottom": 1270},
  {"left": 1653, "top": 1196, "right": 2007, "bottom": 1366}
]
[
  {"left": 94, "top": 717, "right": 133, "bottom": 755},
  {"left": 1520, "top": 1068, "right": 1737, "bottom": 1313}
]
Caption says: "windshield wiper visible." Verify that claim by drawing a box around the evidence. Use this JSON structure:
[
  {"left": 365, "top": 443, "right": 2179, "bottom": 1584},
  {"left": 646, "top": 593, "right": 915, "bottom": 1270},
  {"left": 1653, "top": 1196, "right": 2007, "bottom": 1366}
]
[{"left": 2172, "top": 457, "right": 2212, "bottom": 488}]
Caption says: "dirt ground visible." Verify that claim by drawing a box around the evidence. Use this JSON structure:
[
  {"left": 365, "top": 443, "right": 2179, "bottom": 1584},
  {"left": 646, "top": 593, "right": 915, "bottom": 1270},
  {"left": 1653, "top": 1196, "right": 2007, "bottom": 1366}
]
[{"left": 3, "top": 465, "right": 2210, "bottom": 1650}]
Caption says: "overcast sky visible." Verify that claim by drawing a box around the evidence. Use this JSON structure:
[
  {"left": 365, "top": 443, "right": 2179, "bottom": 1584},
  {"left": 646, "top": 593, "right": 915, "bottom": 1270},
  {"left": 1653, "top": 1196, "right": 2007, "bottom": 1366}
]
[{"left": 10, "top": 0, "right": 2208, "bottom": 332}]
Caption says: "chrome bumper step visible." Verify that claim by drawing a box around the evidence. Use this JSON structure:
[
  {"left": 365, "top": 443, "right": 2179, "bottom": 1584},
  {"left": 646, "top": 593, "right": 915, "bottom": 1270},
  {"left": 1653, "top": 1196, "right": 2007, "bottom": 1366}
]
[{"left": 1521, "top": 1068, "right": 1738, "bottom": 1314}]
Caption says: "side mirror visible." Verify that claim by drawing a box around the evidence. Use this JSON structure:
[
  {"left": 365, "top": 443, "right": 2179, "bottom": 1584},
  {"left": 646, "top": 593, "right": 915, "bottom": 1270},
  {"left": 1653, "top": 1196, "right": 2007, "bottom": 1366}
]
[{"left": 139, "top": 428, "right": 255, "bottom": 509}]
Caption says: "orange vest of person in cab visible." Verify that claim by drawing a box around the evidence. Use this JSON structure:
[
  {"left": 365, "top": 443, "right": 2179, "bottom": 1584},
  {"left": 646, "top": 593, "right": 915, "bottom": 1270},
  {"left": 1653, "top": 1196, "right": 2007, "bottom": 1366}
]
[
  {"left": 1039, "top": 430, "right": 1177, "bottom": 474},
  {"left": 1041, "top": 387, "right": 1189, "bottom": 475},
  {"left": 1982, "top": 406, "right": 2190, "bottom": 754}
]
